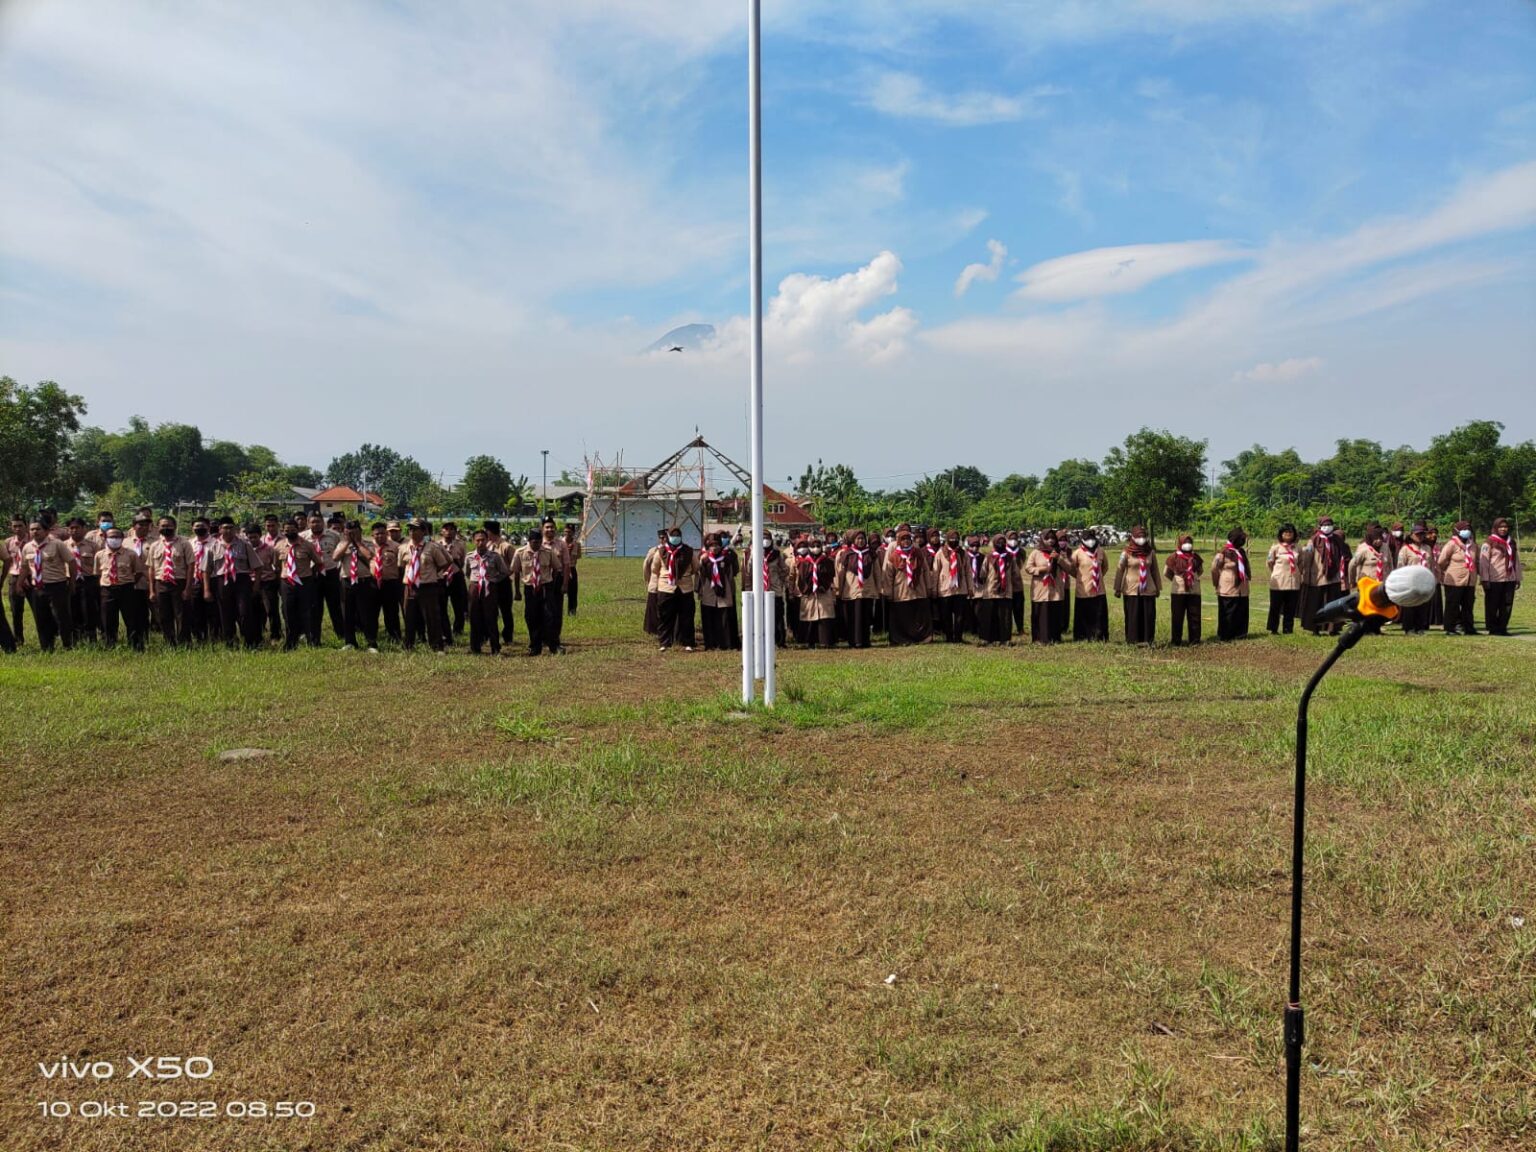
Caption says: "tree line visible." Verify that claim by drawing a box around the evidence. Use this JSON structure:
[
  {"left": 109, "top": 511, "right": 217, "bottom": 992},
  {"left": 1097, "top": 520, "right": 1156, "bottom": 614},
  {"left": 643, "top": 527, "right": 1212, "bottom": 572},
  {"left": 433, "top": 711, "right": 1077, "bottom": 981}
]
[{"left": 798, "top": 422, "right": 1536, "bottom": 536}]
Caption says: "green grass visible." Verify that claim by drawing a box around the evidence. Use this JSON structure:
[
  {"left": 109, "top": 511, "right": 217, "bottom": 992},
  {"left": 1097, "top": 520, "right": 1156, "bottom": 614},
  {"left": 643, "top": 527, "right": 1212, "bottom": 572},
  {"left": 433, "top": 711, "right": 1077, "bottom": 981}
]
[{"left": 2, "top": 557, "right": 1533, "bottom": 1151}]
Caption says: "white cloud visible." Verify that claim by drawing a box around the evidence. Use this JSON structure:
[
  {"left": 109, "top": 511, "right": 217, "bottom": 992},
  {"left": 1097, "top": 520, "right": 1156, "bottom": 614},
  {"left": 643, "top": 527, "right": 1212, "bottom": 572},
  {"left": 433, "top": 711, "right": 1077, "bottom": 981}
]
[
  {"left": 1232, "top": 357, "right": 1323, "bottom": 383},
  {"left": 955, "top": 239, "right": 1007, "bottom": 297},
  {"left": 1014, "top": 240, "right": 1251, "bottom": 302},
  {"left": 865, "top": 71, "right": 1054, "bottom": 126}
]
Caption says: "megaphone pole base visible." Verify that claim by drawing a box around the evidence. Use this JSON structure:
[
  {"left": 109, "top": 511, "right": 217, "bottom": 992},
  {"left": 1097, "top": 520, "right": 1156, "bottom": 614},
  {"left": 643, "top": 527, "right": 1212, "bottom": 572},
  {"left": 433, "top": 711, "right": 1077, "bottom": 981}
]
[{"left": 1286, "top": 615, "right": 1385, "bottom": 1151}]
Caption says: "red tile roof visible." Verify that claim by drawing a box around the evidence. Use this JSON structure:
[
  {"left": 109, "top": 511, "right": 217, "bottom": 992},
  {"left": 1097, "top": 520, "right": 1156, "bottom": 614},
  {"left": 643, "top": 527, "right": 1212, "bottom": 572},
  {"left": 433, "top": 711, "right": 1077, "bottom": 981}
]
[{"left": 313, "top": 486, "right": 383, "bottom": 504}]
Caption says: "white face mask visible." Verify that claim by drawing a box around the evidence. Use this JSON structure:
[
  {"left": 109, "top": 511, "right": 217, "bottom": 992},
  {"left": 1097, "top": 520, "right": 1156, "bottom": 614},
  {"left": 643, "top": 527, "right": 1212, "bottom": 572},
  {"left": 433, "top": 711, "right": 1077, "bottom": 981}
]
[
  {"left": 106, "top": 538, "right": 123, "bottom": 551},
  {"left": 1181, "top": 543, "right": 1193, "bottom": 553},
  {"left": 1391, "top": 530, "right": 1403, "bottom": 539},
  {"left": 1133, "top": 537, "right": 1147, "bottom": 547},
  {"left": 1319, "top": 526, "right": 1333, "bottom": 536},
  {"left": 1083, "top": 538, "right": 1097, "bottom": 549},
  {"left": 1459, "top": 530, "right": 1473, "bottom": 541}
]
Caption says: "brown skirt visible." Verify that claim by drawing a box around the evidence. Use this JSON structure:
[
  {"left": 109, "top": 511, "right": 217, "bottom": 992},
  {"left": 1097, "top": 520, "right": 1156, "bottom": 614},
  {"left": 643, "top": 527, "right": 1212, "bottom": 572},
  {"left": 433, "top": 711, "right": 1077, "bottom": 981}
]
[{"left": 643, "top": 590, "right": 659, "bottom": 635}]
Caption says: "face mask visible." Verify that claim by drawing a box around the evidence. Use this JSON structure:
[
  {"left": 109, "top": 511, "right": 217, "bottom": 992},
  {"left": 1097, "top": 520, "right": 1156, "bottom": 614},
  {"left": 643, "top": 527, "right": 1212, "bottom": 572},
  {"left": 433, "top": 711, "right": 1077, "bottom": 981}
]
[
  {"left": 1133, "top": 537, "right": 1147, "bottom": 546},
  {"left": 795, "top": 547, "right": 808, "bottom": 556},
  {"left": 1392, "top": 530, "right": 1403, "bottom": 539},
  {"left": 1319, "top": 526, "right": 1333, "bottom": 536},
  {"left": 1458, "top": 530, "right": 1472, "bottom": 541},
  {"left": 668, "top": 535, "right": 682, "bottom": 546},
  {"left": 1181, "top": 543, "right": 1193, "bottom": 553},
  {"left": 965, "top": 541, "right": 978, "bottom": 552},
  {"left": 1006, "top": 537, "right": 1017, "bottom": 546},
  {"left": 106, "top": 538, "right": 123, "bottom": 551},
  {"left": 160, "top": 527, "right": 175, "bottom": 538},
  {"left": 194, "top": 526, "right": 208, "bottom": 537},
  {"left": 99, "top": 521, "right": 113, "bottom": 532},
  {"left": 810, "top": 546, "right": 822, "bottom": 556}
]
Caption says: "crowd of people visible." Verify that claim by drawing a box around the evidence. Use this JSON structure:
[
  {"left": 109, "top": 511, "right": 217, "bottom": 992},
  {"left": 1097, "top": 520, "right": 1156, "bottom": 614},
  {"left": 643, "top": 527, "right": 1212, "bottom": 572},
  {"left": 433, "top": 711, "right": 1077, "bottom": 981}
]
[
  {"left": 1, "top": 507, "right": 583, "bottom": 655},
  {"left": 641, "top": 517, "right": 1524, "bottom": 651}
]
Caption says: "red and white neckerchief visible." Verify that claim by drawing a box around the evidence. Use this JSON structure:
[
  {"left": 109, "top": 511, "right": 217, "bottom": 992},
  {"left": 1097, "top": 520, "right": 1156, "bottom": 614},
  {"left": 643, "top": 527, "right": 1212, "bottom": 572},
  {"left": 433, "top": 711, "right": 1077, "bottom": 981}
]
[
  {"left": 762, "top": 551, "right": 774, "bottom": 592},
  {"left": 968, "top": 550, "right": 982, "bottom": 584},
  {"left": 441, "top": 540, "right": 457, "bottom": 579},
  {"left": 32, "top": 547, "right": 44, "bottom": 584},
  {"left": 347, "top": 546, "right": 360, "bottom": 585},
  {"left": 130, "top": 535, "right": 145, "bottom": 557},
  {"left": 994, "top": 551, "right": 1009, "bottom": 594},
  {"left": 852, "top": 547, "right": 867, "bottom": 589},
  {"left": 1082, "top": 546, "right": 1102, "bottom": 595},
  {"left": 1005, "top": 543, "right": 1019, "bottom": 560},
  {"left": 1136, "top": 552, "right": 1150, "bottom": 594},
  {"left": 71, "top": 541, "right": 83, "bottom": 581},
  {"left": 472, "top": 553, "right": 489, "bottom": 596},
  {"left": 1462, "top": 539, "right": 1477, "bottom": 575},
  {"left": 1363, "top": 542, "right": 1384, "bottom": 577},
  {"left": 161, "top": 540, "right": 177, "bottom": 583},
  {"left": 1488, "top": 534, "right": 1515, "bottom": 566},
  {"left": 192, "top": 539, "right": 207, "bottom": 579},
  {"left": 805, "top": 556, "right": 820, "bottom": 596},
  {"left": 370, "top": 546, "right": 385, "bottom": 582},
  {"left": 706, "top": 552, "right": 726, "bottom": 591},
  {"left": 1039, "top": 550, "right": 1055, "bottom": 589},
  {"left": 1225, "top": 545, "right": 1248, "bottom": 584},
  {"left": 1278, "top": 543, "right": 1296, "bottom": 576},
  {"left": 662, "top": 544, "right": 680, "bottom": 583},
  {"left": 530, "top": 547, "right": 542, "bottom": 587},
  {"left": 221, "top": 545, "right": 236, "bottom": 584},
  {"left": 262, "top": 532, "right": 277, "bottom": 549},
  {"left": 107, "top": 551, "right": 119, "bottom": 586},
  {"left": 283, "top": 546, "right": 302, "bottom": 586},
  {"left": 945, "top": 547, "right": 958, "bottom": 587},
  {"left": 1401, "top": 543, "right": 1425, "bottom": 567},
  {"left": 403, "top": 546, "right": 421, "bottom": 588},
  {"left": 896, "top": 546, "right": 916, "bottom": 585}
]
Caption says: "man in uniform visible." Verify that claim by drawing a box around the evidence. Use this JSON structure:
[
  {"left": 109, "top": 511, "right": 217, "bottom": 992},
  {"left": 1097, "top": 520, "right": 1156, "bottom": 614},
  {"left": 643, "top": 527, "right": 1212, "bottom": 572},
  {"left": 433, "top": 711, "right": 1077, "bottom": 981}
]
[
  {"left": 259, "top": 514, "right": 285, "bottom": 642},
  {"left": 303, "top": 512, "right": 344, "bottom": 644},
  {"left": 400, "top": 518, "right": 450, "bottom": 652},
  {"left": 438, "top": 521, "right": 468, "bottom": 642},
  {"left": 244, "top": 522, "right": 276, "bottom": 644},
  {"left": 369, "top": 521, "right": 403, "bottom": 644},
  {"left": 332, "top": 519, "right": 380, "bottom": 651},
  {"left": 20, "top": 518, "right": 78, "bottom": 650},
  {"left": 185, "top": 516, "right": 216, "bottom": 644},
  {"left": 467, "top": 528, "right": 510, "bottom": 655},
  {"left": 204, "top": 517, "right": 258, "bottom": 648},
  {"left": 145, "top": 515, "right": 197, "bottom": 647},
  {"left": 6, "top": 515, "right": 28, "bottom": 646},
  {"left": 512, "top": 524, "right": 565, "bottom": 655},
  {"left": 274, "top": 517, "right": 324, "bottom": 649},
  {"left": 66, "top": 517, "right": 100, "bottom": 645},
  {"left": 485, "top": 520, "right": 516, "bottom": 645},
  {"left": 563, "top": 523, "right": 583, "bottom": 616},
  {"left": 95, "top": 525, "right": 145, "bottom": 649}
]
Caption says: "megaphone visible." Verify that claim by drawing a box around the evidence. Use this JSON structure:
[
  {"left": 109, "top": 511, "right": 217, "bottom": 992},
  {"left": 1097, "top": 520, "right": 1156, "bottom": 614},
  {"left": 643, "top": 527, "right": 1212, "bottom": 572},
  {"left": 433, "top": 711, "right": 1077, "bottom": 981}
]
[{"left": 1315, "top": 564, "right": 1437, "bottom": 626}]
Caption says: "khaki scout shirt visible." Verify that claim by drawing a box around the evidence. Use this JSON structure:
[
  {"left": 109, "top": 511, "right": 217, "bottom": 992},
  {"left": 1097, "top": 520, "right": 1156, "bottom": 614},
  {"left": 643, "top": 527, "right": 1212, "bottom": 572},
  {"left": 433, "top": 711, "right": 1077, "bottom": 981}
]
[
  {"left": 21, "top": 537, "right": 76, "bottom": 585},
  {"left": 1266, "top": 543, "right": 1302, "bottom": 591},
  {"left": 1165, "top": 552, "right": 1203, "bottom": 596},
  {"left": 400, "top": 539, "right": 452, "bottom": 586},
  {"left": 930, "top": 546, "right": 971, "bottom": 598},
  {"left": 512, "top": 542, "right": 562, "bottom": 588},
  {"left": 1025, "top": 547, "right": 1067, "bottom": 603},
  {"left": 1438, "top": 539, "right": 1478, "bottom": 588},
  {"left": 273, "top": 537, "right": 323, "bottom": 582},
  {"left": 883, "top": 547, "right": 928, "bottom": 601},
  {"left": 1114, "top": 549, "right": 1162, "bottom": 597},
  {"left": 1211, "top": 547, "right": 1251, "bottom": 598},
  {"left": 1479, "top": 538, "right": 1523, "bottom": 584},
  {"left": 145, "top": 536, "right": 197, "bottom": 585},
  {"left": 1067, "top": 545, "right": 1109, "bottom": 598},
  {"left": 95, "top": 545, "right": 145, "bottom": 588}
]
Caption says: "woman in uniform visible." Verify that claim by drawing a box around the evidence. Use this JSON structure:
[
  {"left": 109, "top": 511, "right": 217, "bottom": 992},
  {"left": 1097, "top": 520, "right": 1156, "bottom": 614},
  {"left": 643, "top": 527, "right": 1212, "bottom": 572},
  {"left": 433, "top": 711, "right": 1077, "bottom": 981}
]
[
  {"left": 1114, "top": 526, "right": 1160, "bottom": 644},
  {"left": 1211, "top": 528, "right": 1251, "bottom": 641},
  {"left": 975, "top": 534, "right": 1014, "bottom": 646},
  {"left": 1165, "top": 534, "right": 1202, "bottom": 646},
  {"left": 883, "top": 527, "right": 930, "bottom": 646},
  {"left": 1265, "top": 523, "right": 1301, "bottom": 635},
  {"left": 1438, "top": 521, "right": 1479, "bottom": 635},
  {"left": 1393, "top": 523, "right": 1434, "bottom": 634},
  {"left": 698, "top": 532, "right": 740, "bottom": 651},
  {"left": 836, "top": 529, "right": 880, "bottom": 649},
  {"left": 796, "top": 537, "right": 838, "bottom": 648},
  {"left": 1025, "top": 530, "right": 1067, "bottom": 644}
]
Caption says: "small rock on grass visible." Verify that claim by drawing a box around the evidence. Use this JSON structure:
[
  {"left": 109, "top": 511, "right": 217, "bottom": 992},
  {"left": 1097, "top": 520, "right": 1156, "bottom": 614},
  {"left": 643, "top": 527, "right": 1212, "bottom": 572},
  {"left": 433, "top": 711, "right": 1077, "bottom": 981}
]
[{"left": 218, "top": 748, "right": 274, "bottom": 762}]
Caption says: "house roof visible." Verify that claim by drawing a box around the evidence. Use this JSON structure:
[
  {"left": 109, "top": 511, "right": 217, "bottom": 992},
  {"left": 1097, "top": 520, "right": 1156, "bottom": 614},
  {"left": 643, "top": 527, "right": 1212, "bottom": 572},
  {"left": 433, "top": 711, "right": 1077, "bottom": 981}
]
[{"left": 313, "top": 486, "right": 384, "bottom": 504}]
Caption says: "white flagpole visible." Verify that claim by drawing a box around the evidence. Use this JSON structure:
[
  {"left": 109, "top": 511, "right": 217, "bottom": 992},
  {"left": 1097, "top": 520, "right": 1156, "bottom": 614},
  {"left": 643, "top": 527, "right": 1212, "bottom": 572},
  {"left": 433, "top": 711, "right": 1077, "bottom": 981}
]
[{"left": 745, "top": 0, "right": 773, "bottom": 706}]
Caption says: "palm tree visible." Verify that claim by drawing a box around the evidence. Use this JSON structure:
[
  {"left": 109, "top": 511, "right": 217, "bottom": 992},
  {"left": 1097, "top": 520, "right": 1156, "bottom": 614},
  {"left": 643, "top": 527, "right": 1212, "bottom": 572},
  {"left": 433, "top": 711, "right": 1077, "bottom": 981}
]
[{"left": 505, "top": 475, "right": 532, "bottom": 516}]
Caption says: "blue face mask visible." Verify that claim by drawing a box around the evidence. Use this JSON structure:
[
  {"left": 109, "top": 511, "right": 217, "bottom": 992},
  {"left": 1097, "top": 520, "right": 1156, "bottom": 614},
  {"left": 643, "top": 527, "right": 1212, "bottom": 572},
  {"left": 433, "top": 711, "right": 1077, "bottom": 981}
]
[
  {"left": 668, "top": 535, "right": 682, "bottom": 546},
  {"left": 99, "top": 521, "right": 113, "bottom": 531}
]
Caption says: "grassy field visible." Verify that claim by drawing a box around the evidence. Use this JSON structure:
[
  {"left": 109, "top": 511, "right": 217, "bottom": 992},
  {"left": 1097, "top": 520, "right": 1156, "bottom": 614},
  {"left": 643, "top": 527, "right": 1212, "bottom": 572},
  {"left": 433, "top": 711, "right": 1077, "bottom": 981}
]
[{"left": 3, "top": 557, "right": 1533, "bottom": 1151}]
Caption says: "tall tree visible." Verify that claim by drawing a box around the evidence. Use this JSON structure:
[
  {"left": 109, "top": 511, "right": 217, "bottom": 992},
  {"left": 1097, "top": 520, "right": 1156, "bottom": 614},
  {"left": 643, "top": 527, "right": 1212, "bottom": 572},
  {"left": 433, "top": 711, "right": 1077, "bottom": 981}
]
[
  {"left": 1100, "top": 428, "right": 1207, "bottom": 536},
  {"left": 1039, "top": 458, "right": 1103, "bottom": 511},
  {"left": 0, "top": 378, "right": 88, "bottom": 512},
  {"left": 933, "top": 464, "right": 990, "bottom": 502},
  {"left": 460, "top": 455, "right": 512, "bottom": 513}
]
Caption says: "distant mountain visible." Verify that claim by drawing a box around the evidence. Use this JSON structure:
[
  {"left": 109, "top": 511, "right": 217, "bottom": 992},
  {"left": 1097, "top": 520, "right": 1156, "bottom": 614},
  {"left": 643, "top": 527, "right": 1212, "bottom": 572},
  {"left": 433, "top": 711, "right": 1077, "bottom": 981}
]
[{"left": 644, "top": 323, "right": 715, "bottom": 353}]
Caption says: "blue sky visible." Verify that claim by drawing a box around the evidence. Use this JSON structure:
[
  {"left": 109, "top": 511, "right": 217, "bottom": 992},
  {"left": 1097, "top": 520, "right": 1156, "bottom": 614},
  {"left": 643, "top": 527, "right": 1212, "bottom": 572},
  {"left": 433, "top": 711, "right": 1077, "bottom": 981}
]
[{"left": 1, "top": 0, "right": 1533, "bottom": 489}]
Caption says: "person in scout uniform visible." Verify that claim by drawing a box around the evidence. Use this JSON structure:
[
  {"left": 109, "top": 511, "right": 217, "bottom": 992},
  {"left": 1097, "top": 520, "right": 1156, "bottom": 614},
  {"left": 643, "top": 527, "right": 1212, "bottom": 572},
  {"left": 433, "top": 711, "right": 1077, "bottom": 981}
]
[
  {"left": 399, "top": 517, "right": 451, "bottom": 653},
  {"left": 244, "top": 523, "right": 276, "bottom": 645},
  {"left": 744, "top": 530, "right": 792, "bottom": 649},
  {"left": 1068, "top": 529, "right": 1109, "bottom": 642},
  {"left": 1392, "top": 523, "right": 1435, "bottom": 635},
  {"left": 145, "top": 516, "right": 197, "bottom": 647},
  {"left": 511, "top": 524, "right": 565, "bottom": 655},
  {"left": 1298, "top": 516, "right": 1342, "bottom": 635},
  {"left": 563, "top": 523, "right": 583, "bottom": 616},
  {"left": 973, "top": 533, "right": 1014, "bottom": 646},
  {"left": 437, "top": 521, "right": 468, "bottom": 643},
  {"left": 369, "top": 521, "right": 403, "bottom": 644},
  {"left": 273, "top": 516, "right": 324, "bottom": 649},
  {"left": 1438, "top": 520, "right": 1479, "bottom": 635},
  {"left": 1165, "top": 534, "right": 1203, "bottom": 646},
  {"left": 485, "top": 520, "right": 517, "bottom": 645},
  {"left": 203, "top": 517, "right": 258, "bottom": 648},
  {"left": 697, "top": 532, "right": 741, "bottom": 651},
  {"left": 19, "top": 518, "right": 78, "bottom": 651},
  {"left": 1422, "top": 523, "right": 1444, "bottom": 627},
  {"left": 883, "top": 527, "right": 930, "bottom": 646},
  {"left": 1025, "top": 530, "right": 1069, "bottom": 645},
  {"left": 1348, "top": 522, "right": 1393, "bottom": 589},
  {"left": 331, "top": 520, "right": 380, "bottom": 651},
  {"left": 257, "top": 514, "right": 285, "bottom": 642},
  {"left": 929, "top": 530, "right": 971, "bottom": 644},
  {"left": 95, "top": 525, "right": 145, "bottom": 650},
  {"left": 6, "top": 515, "right": 29, "bottom": 646},
  {"left": 641, "top": 527, "right": 667, "bottom": 638},
  {"left": 66, "top": 517, "right": 99, "bottom": 645},
  {"left": 466, "top": 528, "right": 510, "bottom": 655},
  {"left": 1211, "top": 527, "right": 1252, "bottom": 641},
  {"left": 1265, "top": 524, "right": 1302, "bottom": 635},
  {"left": 651, "top": 525, "right": 697, "bottom": 652},
  {"left": 794, "top": 536, "right": 838, "bottom": 649},
  {"left": 1478, "top": 516, "right": 1522, "bottom": 637},
  {"left": 303, "top": 512, "right": 345, "bottom": 644},
  {"left": 1114, "top": 526, "right": 1160, "bottom": 645},
  {"left": 835, "top": 528, "right": 880, "bottom": 649}
]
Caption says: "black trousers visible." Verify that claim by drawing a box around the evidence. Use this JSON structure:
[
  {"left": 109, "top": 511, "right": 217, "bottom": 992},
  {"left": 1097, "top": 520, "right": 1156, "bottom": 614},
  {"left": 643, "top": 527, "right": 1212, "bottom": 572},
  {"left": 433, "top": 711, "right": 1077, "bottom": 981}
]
[
  {"left": 1301, "top": 583, "right": 1342, "bottom": 633},
  {"left": 495, "top": 578, "right": 515, "bottom": 643},
  {"left": 442, "top": 572, "right": 467, "bottom": 638},
  {"left": 378, "top": 579, "right": 403, "bottom": 642},
  {"left": 184, "top": 591, "right": 211, "bottom": 644},
  {"left": 469, "top": 589, "right": 500, "bottom": 653},
  {"left": 1398, "top": 601, "right": 1431, "bottom": 633},
  {"left": 282, "top": 580, "right": 321, "bottom": 649},
  {"left": 700, "top": 602, "right": 739, "bottom": 650},
  {"left": 976, "top": 599, "right": 1011, "bottom": 644},
  {"left": 887, "top": 599, "right": 927, "bottom": 646},
  {"left": 8, "top": 585, "right": 27, "bottom": 645},
  {"left": 31, "top": 582, "right": 74, "bottom": 650},
  {"left": 1010, "top": 590, "right": 1025, "bottom": 633},
  {"left": 801, "top": 617, "right": 835, "bottom": 648},
  {"left": 1217, "top": 595, "right": 1249, "bottom": 641},
  {"left": 0, "top": 595, "right": 13, "bottom": 652},
  {"left": 1484, "top": 582, "right": 1517, "bottom": 636},
  {"left": 1267, "top": 588, "right": 1299, "bottom": 634},
  {"left": 657, "top": 590, "right": 695, "bottom": 650},
  {"left": 404, "top": 583, "right": 445, "bottom": 651},
  {"left": 154, "top": 583, "right": 189, "bottom": 647},
  {"left": 1031, "top": 599, "right": 1058, "bottom": 644},
  {"left": 260, "top": 581, "right": 283, "bottom": 639},
  {"left": 1073, "top": 595, "right": 1108, "bottom": 641},
  {"left": 567, "top": 567, "right": 579, "bottom": 615},
  {"left": 842, "top": 597, "right": 875, "bottom": 648},
  {"left": 316, "top": 569, "right": 344, "bottom": 644},
  {"left": 1123, "top": 596, "right": 1156, "bottom": 644},
  {"left": 1443, "top": 584, "right": 1477, "bottom": 633},
  {"left": 213, "top": 576, "right": 257, "bottom": 647},
  {"left": 1170, "top": 594, "right": 1201, "bottom": 645},
  {"left": 71, "top": 576, "right": 99, "bottom": 643},
  {"left": 1427, "top": 584, "right": 1444, "bottom": 627},
  {"left": 524, "top": 582, "right": 564, "bottom": 654},
  {"left": 341, "top": 578, "right": 379, "bottom": 648},
  {"left": 98, "top": 586, "right": 140, "bottom": 650},
  {"left": 936, "top": 595, "right": 966, "bottom": 643},
  {"left": 1053, "top": 592, "right": 1070, "bottom": 640}
]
